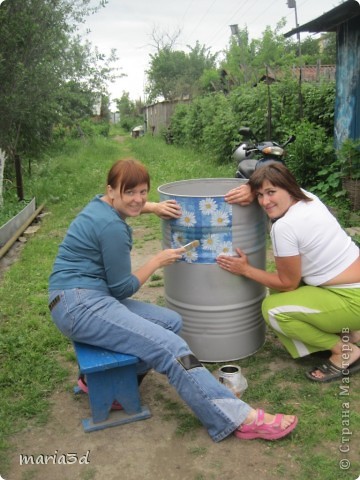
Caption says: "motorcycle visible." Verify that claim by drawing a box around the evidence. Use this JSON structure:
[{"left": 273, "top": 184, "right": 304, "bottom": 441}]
[{"left": 233, "top": 127, "right": 296, "bottom": 179}]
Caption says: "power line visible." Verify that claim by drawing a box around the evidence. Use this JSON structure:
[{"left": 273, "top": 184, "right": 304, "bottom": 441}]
[
  {"left": 180, "top": 0, "right": 197, "bottom": 25},
  {"left": 208, "top": 0, "right": 254, "bottom": 45},
  {"left": 186, "top": 0, "right": 220, "bottom": 40},
  {"left": 248, "top": 0, "right": 285, "bottom": 28},
  {"left": 208, "top": 0, "right": 283, "bottom": 48}
]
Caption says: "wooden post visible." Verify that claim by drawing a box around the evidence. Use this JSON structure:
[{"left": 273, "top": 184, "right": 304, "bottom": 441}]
[{"left": 14, "top": 154, "right": 24, "bottom": 201}]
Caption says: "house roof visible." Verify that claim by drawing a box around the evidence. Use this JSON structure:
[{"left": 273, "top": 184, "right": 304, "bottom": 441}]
[{"left": 284, "top": 0, "right": 360, "bottom": 37}]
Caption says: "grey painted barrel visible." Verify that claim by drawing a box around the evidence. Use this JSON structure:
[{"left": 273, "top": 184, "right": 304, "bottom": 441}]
[{"left": 158, "top": 178, "right": 267, "bottom": 362}]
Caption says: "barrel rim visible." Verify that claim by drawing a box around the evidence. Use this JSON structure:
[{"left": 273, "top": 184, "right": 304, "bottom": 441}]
[{"left": 157, "top": 177, "right": 247, "bottom": 198}]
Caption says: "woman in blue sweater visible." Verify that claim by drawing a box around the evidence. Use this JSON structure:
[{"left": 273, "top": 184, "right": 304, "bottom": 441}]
[{"left": 49, "top": 158, "right": 297, "bottom": 442}]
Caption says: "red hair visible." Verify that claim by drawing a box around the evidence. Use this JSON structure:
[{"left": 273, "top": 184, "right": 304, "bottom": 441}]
[{"left": 107, "top": 158, "right": 150, "bottom": 195}]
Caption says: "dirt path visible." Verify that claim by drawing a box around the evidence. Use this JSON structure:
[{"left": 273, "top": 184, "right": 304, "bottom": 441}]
[
  {"left": 3, "top": 231, "right": 300, "bottom": 480},
  {"left": 8, "top": 372, "right": 300, "bottom": 480}
]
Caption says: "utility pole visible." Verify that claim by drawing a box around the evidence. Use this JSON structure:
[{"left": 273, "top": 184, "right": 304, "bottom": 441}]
[{"left": 287, "top": 0, "right": 303, "bottom": 117}]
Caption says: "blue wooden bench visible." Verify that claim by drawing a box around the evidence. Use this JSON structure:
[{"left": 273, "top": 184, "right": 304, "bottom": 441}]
[{"left": 73, "top": 341, "right": 151, "bottom": 432}]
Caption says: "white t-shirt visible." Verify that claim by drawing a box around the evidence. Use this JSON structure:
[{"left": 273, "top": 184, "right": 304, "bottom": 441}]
[{"left": 270, "top": 190, "right": 359, "bottom": 286}]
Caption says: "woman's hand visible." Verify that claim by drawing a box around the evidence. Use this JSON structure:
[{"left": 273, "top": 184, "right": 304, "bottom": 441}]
[
  {"left": 224, "top": 184, "right": 255, "bottom": 206},
  {"left": 142, "top": 200, "right": 182, "bottom": 219},
  {"left": 216, "top": 248, "right": 250, "bottom": 275},
  {"left": 217, "top": 248, "right": 302, "bottom": 292},
  {"left": 153, "top": 247, "right": 185, "bottom": 267},
  {"left": 133, "top": 247, "right": 185, "bottom": 285}
]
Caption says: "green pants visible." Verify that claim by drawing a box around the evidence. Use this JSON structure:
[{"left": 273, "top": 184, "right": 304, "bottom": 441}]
[{"left": 262, "top": 286, "right": 360, "bottom": 358}]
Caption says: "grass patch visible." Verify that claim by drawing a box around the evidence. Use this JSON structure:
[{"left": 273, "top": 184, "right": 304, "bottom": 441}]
[
  {"left": 156, "top": 392, "right": 203, "bottom": 437},
  {"left": 150, "top": 274, "right": 162, "bottom": 282},
  {"left": 204, "top": 329, "right": 360, "bottom": 479},
  {"left": 1, "top": 128, "right": 359, "bottom": 479},
  {"left": 188, "top": 446, "right": 207, "bottom": 457}
]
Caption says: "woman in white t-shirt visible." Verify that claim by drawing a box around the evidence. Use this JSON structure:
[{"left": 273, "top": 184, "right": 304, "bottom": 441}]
[{"left": 218, "top": 163, "right": 360, "bottom": 382}]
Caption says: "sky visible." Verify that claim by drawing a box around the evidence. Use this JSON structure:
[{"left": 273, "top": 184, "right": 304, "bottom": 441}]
[{"left": 82, "top": 0, "right": 341, "bottom": 108}]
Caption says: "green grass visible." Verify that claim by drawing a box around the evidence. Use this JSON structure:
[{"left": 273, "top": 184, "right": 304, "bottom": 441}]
[
  {"left": 204, "top": 331, "right": 360, "bottom": 479},
  {"left": 0, "top": 128, "right": 360, "bottom": 479}
]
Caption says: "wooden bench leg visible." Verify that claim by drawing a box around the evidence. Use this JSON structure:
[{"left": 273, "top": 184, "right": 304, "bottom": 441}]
[
  {"left": 75, "top": 365, "right": 151, "bottom": 432},
  {"left": 86, "top": 364, "right": 141, "bottom": 422},
  {"left": 72, "top": 341, "right": 151, "bottom": 432},
  {"left": 82, "top": 405, "right": 152, "bottom": 433}
]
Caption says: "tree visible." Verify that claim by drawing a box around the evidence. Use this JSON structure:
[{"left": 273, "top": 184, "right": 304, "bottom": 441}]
[
  {"left": 300, "top": 36, "right": 320, "bottom": 59},
  {"left": 221, "top": 20, "right": 299, "bottom": 89},
  {"left": 319, "top": 32, "right": 336, "bottom": 65},
  {"left": 186, "top": 42, "right": 218, "bottom": 96},
  {"left": 220, "top": 27, "right": 254, "bottom": 87},
  {"left": 0, "top": 0, "right": 117, "bottom": 202},
  {"left": 251, "top": 20, "right": 296, "bottom": 68},
  {"left": 148, "top": 25, "right": 182, "bottom": 52},
  {"left": 115, "top": 92, "right": 143, "bottom": 131},
  {"left": 146, "top": 41, "right": 217, "bottom": 102}
]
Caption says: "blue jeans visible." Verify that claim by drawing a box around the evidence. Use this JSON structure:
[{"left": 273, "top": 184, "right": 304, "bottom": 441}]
[{"left": 49, "top": 289, "right": 251, "bottom": 442}]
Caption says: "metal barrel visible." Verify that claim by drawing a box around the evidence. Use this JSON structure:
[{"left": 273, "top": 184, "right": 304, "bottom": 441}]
[{"left": 158, "top": 178, "right": 267, "bottom": 362}]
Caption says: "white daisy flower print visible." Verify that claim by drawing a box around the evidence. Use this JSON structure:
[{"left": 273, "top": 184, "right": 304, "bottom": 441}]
[
  {"left": 211, "top": 208, "right": 230, "bottom": 227},
  {"left": 217, "top": 241, "right": 233, "bottom": 256},
  {"left": 183, "top": 249, "right": 199, "bottom": 263},
  {"left": 179, "top": 210, "right": 196, "bottom": 228},
  {"left": 201, "top": 234, "right": 220, "bottom": 251},
  {"left": 172, "top": 232, "right": 186, "bottom": 247},
  {"left": 199, "top": 197, "right": 217, "bottom": 216}
]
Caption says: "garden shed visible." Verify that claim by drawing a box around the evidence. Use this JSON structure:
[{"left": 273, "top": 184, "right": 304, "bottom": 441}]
[
  {"left": 284, "top": 0, "right": 360, "bottom": 149},
  {"left": 143, "top": 99, "right": 190, "bottom": 135}
]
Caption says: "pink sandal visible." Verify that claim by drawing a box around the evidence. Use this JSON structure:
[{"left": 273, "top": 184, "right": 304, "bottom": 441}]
[
  {"left": 77, "top": 375, "right": 123, "bottom": 410},
  {"left": 235, "top": 408, "right": 298, "bottom": 440},
  {"left": 77, "top": 375, "right": 89, "bottom": 394}
]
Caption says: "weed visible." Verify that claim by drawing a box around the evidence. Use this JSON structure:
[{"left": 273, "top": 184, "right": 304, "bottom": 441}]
[
  {"left": 81, "top": 468, "right": 98, "bottom": 480},
  {"left": 149, "top": 281, "right": 164, "bottom": 288},
  {"left": 1, "top": 131, "right": 359, "bottom": 480},
  {"left": 150, "top": 274, "right": 162, "bottom": 282},
  {"left": 161, "top": 398, "right": 202, "bottom": 436},
  {"left": 156, "top": 295, "right": 166, "bottom": 307},
  {"left": 149, "top": 273, "right": 164, "bottom": 287},
  {"left": 188, "top": 446, "right": 207, "bottom": 457}
]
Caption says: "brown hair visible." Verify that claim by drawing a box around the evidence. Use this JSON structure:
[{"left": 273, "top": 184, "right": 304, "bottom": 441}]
[
  {"left": 249, "top": 163, "right": 312, "bottom": 202},
  {"left": 106, "top": 158, "right": 150, "bottom": 195}
]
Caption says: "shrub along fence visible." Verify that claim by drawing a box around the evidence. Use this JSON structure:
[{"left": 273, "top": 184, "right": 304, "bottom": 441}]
[{"left": 166, "top": 80, "right": 338, "bottom": 195}]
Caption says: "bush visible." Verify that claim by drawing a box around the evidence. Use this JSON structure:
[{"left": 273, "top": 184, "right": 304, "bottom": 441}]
[
  {"left": 302, "top": 82, "right": 336, "bottom": 136},
  {"left": 285, "top": 120, "right": 335, "bottom": 188},
  {"left": 165, "top": 80, "right": 337, "bottom": 187}
]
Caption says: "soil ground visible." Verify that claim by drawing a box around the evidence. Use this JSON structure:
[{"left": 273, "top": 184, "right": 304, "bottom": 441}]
[
  {"left": 6, "top": 377, "right": 298, "bottom": 480},
  {"left": 2, "top": 135, "right": 359, "bottom": 480},
  {"left": 1, "top": 228, "right": 303, "bottom": 480}
]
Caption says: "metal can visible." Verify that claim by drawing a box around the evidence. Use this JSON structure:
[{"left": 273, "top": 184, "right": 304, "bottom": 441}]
[{"left": 217, "top": 365, "right": 248, "bottom": 398}]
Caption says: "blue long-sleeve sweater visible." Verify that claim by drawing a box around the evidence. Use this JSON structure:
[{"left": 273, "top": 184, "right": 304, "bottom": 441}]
[{"left": 49, "top": 195, "right": 141, "bottom": 300}]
